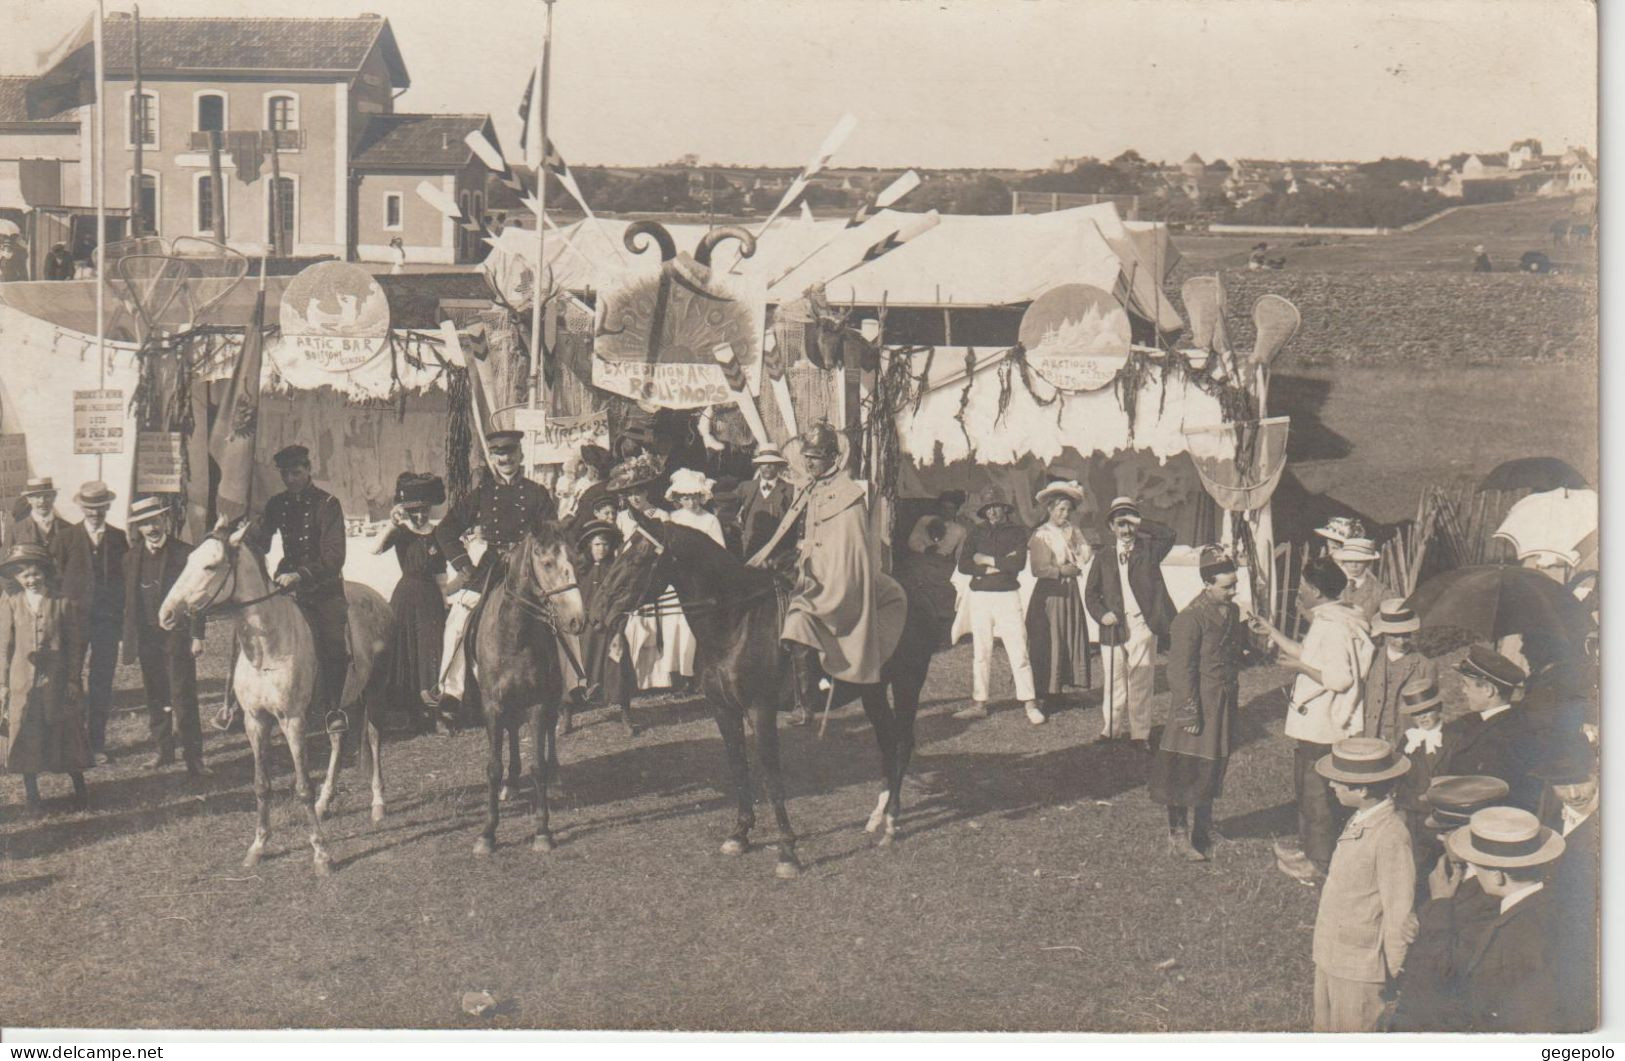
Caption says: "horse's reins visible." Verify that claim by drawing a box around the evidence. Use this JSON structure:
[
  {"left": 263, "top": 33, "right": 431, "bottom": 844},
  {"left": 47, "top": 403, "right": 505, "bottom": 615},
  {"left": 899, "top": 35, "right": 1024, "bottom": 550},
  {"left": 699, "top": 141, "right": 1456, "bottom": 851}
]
[
  {"left": 494, "top": 536, "right": 588, "bottom": 681},
  {"left": 613, "top": 522, "right": 780, "bottom": 622}
]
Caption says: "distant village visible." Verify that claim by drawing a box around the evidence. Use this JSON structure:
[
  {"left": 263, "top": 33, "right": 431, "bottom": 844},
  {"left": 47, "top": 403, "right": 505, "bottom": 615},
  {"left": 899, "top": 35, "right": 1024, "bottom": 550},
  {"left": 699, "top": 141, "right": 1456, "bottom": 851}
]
[{"left": 0, "top": 10, "right": 1599, "bottom": 277}]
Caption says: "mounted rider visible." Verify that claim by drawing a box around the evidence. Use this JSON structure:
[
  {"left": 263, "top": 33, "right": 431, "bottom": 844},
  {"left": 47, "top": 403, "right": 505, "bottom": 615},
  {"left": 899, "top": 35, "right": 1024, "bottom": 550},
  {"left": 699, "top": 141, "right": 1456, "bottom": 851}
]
[
  {"left": 749, "top": 421, "right": 906, "bottom": 721},
  {"left": 432, "top": 423, "right": 558, "bottom": 718},
  {"left": 244, "top": 444, "right": 350, "bottom": 733}
]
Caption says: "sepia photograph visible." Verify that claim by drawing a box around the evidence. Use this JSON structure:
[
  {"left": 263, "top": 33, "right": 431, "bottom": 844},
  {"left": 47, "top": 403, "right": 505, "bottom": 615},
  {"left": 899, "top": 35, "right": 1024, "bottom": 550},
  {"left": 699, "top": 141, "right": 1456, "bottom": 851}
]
[{"left": 0, "top": 0, "right": 1604, "bottom": 1040}]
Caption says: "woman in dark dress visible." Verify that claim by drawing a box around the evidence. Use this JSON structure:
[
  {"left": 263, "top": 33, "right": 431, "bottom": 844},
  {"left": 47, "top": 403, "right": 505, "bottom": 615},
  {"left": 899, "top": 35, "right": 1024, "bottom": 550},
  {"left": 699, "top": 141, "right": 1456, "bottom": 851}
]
[
  {"left": 1025, "top": 481, "right": 1093, "bottom": 705},
  {"left": 575, "top": 520, "right": 639, "bottom": 737},
  {"left": 373, "top": 475, "right": 447, "bottom": 734}
]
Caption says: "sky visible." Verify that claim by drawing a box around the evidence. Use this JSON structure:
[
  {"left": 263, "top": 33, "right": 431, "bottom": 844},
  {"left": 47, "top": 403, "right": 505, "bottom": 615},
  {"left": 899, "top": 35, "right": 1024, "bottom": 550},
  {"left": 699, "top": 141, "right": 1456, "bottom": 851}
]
[{"left": 2, "top": 0, "right": 1598, "bottom": 169}]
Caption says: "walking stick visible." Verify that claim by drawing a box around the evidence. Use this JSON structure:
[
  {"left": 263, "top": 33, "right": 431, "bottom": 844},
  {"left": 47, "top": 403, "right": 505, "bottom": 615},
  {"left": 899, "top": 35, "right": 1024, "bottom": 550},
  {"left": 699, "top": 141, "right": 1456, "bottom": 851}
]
[{"left": 1103, "top": 624, "right": 1116, "bottom": 737}]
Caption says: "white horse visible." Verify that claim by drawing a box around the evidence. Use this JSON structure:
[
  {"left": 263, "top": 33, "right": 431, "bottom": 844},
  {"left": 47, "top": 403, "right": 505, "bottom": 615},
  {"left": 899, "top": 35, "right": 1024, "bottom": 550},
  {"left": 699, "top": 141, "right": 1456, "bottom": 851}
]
[{"left": 161, "top": 518, "right": 392, "bottom": 873}]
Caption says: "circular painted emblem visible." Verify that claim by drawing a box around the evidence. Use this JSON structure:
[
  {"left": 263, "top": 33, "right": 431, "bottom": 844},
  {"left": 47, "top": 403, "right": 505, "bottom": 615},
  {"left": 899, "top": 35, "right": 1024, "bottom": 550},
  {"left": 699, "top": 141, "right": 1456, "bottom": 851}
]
[
  {"left": 1017, "top": 283, "right": 1133, "bottom": 392},
  {"left": 279, "top": 261, "right": 391, "bottom": 371}
]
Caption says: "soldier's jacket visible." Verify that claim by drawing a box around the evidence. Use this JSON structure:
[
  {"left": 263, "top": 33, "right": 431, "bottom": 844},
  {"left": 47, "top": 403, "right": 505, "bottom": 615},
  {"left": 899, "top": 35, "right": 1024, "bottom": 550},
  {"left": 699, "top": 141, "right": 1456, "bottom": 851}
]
[
  {"left": 246, "top": 485, "right": 347, "bottom": 601},
  {"left": 436, "top": 473, "right": 557, "bottom": 576}
]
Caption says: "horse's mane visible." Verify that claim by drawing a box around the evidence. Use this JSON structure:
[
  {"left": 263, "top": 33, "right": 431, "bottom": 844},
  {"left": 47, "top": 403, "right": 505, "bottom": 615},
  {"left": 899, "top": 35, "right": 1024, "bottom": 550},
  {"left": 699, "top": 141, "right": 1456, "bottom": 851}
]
[{"left": 657, "top": 522, "right": 775, "bottom": 595}]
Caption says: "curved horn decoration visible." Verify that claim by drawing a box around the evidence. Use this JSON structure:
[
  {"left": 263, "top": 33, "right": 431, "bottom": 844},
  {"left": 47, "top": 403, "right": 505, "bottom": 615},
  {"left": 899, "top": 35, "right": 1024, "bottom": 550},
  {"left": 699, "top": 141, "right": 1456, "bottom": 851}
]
[
  {"left": 694, "top": 225, "right": 758, "bottom": 267},
  {"left": 624, "top": 221, "right": 677, "bottom": 261}
]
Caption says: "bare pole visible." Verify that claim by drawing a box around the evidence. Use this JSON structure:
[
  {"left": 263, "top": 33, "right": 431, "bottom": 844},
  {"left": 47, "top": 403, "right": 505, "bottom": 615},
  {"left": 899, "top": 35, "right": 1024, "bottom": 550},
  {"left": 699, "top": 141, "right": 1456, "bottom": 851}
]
[
  {"left": 529, "top": 0, "right": 555, "bottom": 414},
  {"left": 94, "top": 0, "right": 106, "bottom": 480},
  {"left": 131, "top": 4, "right": 143, "bottom": 237}
]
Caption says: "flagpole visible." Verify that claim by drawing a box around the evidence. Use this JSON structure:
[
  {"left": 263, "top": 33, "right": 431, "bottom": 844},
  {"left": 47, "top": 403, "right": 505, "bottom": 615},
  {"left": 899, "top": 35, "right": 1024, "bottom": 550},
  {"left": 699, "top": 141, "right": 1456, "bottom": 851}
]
[
  {"left": 93, "top": 0, "right": 106, "bottom": 482},
  {"left": 529, "top": 0, "right": 555, "bottom": 414}
]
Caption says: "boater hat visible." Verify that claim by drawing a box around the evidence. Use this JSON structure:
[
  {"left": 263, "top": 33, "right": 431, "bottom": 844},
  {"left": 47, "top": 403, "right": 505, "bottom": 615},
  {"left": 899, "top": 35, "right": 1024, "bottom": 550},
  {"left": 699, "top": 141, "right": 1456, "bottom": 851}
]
[
  {"left": 1373, "top": 598, "right": 1420, "bottom": 636},
  {"left": 1455, "top": 644, "right": 1527, "bottom": 689},
  {"left": 752, "top": 446, "right": 788, "bottom": 466},
  {"left": 1332, "top": 537, "right": 1380, "bottom": 563},
  {"left": 1446, "top": 806, "right": 1565, "bottom": 869},
  {"left": 127, "top": 496, "right": 171, "bottom": 527},
  {"left": 1398, "top": 674, "right": 1443, "bottom": 715},
  {"left": 1315, "top": 737, "right": 1411, "bottom": 785},
  {"left": 0, "top": 544, "right": 55, "bottom": 579},
  {"left": 73, "top": 480, "right": 116, "bottom": 509},
  {"left": 1106, "top": 496, "right": 1142, "bottom": 523},
  {"left": 20, "top": 476, "right": 55, "bottom": 497}
]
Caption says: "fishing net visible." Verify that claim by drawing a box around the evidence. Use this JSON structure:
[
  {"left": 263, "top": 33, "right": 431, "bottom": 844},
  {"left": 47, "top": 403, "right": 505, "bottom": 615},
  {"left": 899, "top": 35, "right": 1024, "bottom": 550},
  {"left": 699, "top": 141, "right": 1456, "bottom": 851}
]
[
  {"left": 109, "top": 237, "right": 249, "bottom": 342},
  {"left": 1180, "top": 275, "right": 1231, "bottom": 354},
  {"left": 1251, "top": 294, "right": 1301, "bottom": 366},
  {"left": 1185, "top": 416, "right": 1290, "bottom": 513}
]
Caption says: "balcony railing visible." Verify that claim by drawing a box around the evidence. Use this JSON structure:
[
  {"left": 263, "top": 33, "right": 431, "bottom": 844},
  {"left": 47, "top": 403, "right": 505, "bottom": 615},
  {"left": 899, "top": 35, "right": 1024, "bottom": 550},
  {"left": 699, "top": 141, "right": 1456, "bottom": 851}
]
[{"left": 188, "top": 129, "right": 305, "bottom": 152}]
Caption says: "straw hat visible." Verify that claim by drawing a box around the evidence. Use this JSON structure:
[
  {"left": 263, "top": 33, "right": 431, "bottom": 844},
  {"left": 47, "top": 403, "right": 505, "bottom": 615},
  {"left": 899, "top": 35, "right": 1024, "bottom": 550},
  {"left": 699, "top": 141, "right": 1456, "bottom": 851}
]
[
  {"left": 1035, "top": 480, "right": 1085, "bottom": 508},
  {"left": 127, "top": 496, "right": 172, "bottom": 527},
  {"left": 73, "top": 480, "right": 116, "bottom": 509},
  {"left": 1314, "top": 737, "right": 1411, "bottom": 785},
  {"left": 20, "top": 477, "right": 55, "bottom": 498},
  {"left": 666, "top": 468, "right": 715, "bottom": 502},
  {"left": 1372, "top": 598, "right": 1420, "bottom": 636},
  {"left": 0, "top": 544, "right": 55, "bottom": 579},
  {"left": 1398, "top": 675, "right": 1443, "bottom": 716},
  {"left": 1331, "top": 537, "right": 1380, "bottom": 563},
  {"left": 1446, "top": 806, "right": 1564, "bottom": 869},
  {"left": 604, "top": 453, "right": 663, "bottom": 495},
  {"left": 1314, "top": 516, "right": 1365, "bottom": 545},
  {"left": 1106, "top": 496, "right": 1142, "bottom": 523},
  {"left": 752, "top": 446, "right": 788, "bottom": 466}
]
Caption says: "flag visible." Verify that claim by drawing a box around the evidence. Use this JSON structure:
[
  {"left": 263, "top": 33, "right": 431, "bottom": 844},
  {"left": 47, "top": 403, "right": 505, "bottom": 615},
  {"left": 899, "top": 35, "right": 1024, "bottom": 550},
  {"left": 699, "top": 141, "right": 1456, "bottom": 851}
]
[
  {"left": 210, "top": 288, "right": 266, "bottom": 520},
  {"left": 25, "top": 15, "right": 96, "bottom": 120},
  {"left": 517, "top": 68, "right": 537, "bottom": 157}
]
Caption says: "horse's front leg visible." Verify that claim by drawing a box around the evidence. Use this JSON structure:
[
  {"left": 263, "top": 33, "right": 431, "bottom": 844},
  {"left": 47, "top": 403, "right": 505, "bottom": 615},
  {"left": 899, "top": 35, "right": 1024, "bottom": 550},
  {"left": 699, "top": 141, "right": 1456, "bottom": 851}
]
[
  {"left": 859, "top": 686, "right": 902, "bottom": 845},
  {"left": 315, "top": 720, "right": 343, "bottom": 820},
  {"left": 474, "top": 712, "right": 503, "bottom": 856},
  {"left": 283, "top": 714, "right": 333, "bottom": 874},
  {"left": 751, "top": 703, "right": 800, "bottom": 878},
  {"left": 529, "top": 701, "right": 557, "bottom": 852},
  {"left": 242, "top": 711, "right": 272, "bottom": 868},
  {"left": 499, "top": 719, "right": 523, "bottom": 802},
  {"left": 712, "top": 701, "right": 755, "bottom": 855},
  {"left": 359, "top": 719, "right": 385, "bottom": 823}
]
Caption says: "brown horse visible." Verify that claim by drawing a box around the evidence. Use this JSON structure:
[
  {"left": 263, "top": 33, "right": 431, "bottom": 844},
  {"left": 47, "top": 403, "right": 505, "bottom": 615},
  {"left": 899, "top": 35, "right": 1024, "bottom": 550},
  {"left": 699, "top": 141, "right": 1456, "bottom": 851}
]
[
  {"left": 585, "top": 512, "right": 940, "bottom": 878},
  {"left": 466, "top": 523, "right": 587, "bottom": 856}
]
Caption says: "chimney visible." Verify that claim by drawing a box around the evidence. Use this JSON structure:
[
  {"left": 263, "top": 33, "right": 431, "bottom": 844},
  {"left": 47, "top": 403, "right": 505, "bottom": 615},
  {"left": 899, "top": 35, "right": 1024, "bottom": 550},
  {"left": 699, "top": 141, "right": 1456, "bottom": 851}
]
[{"left": 442, "top": 133, "right": 450, "bottom": 151}]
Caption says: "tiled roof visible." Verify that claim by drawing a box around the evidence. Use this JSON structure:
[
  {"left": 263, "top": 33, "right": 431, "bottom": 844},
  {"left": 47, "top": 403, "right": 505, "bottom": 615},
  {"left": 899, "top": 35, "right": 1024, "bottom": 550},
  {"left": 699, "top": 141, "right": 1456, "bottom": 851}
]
[
  {"left": 0, "top": 75, "right": 74, "bottom": 122},
  {"left": 77, "top": 16, "right": 409, "bottom": 85},
  {"left": 351, "top": 113, "right": 491, "bottom": 171}
]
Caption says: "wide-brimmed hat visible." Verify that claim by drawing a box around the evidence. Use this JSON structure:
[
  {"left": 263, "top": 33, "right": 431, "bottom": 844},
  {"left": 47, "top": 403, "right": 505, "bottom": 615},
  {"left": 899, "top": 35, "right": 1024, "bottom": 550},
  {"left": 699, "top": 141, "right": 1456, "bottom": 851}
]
[
  {"left": 1373, "top": 598, "right": 1420, "bottom": 636},
  {"left": 976, "top": 486, "right": 1016, "bottom": 519},
  {"left": 666, "top": 468, "right": 715, "bottom": 502},
  {"left": 1398, "top": 675, "right": 1443, "bottom": 715},
  {"left": 127, "top": 496, "right": 172, "bottom": 527},
  {"left": 272, "top": 444, "right": 310, "bottom": 469},
  {"left": 605, "top": 453, "right": 663, "bottom": 495},
  {"left": 1455, "top": 644, "right": 1527, "bottom": 689},
  {"left": 1530, "top": 738, "right": 1597, "bottom": 787},
  {"left": 395, "top": 472, "right": 445, "bottom": 509},
  {"left": 73, "top": 480, "right": 116, "bottom": 509},
  {"left": 576, "top": 519, "right": 622, "bottom": 553},
  {"left": 1035, "top": 480, "right": 1085, "bottom": 508},
  {"left": 1315, "top": 737, "right": 1411, "bottom": 785},
  {"left": 1447, "top": 806, "right": 1564, "bottom": 869},
  {"left": 1423, "top": 775, "right": 1510, "bottom": 831},
  {"left": 1106, "top": 496, "right": 1141, "bottom": 523},
  {"left": 20, "top": 476, "right": 55, "bottom": 497},
  {"left": 1314, "top": 516, "right": 1366, "bottom": 545},
  {"left": 578, "top": 444, "right": 612, "bottom": 477},
  {"left": 1332, "top": 537, "right": 1380, "bottom": 563},
  {"left": 0, "top": 543, "right": 55, "bottom": 579},
  {"left": 752, "top": 446, "right": 788, "bottom": 466}
]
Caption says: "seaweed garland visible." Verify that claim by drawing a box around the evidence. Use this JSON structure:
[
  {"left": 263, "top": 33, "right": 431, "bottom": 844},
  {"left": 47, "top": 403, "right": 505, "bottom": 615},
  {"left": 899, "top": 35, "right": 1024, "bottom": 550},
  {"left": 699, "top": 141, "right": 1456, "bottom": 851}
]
[
  {"left": 444, "top": 366, "right": 475, "bottom": 508},
  {"left": 953, "top": 346, "right": 978, "bottom": 457}
]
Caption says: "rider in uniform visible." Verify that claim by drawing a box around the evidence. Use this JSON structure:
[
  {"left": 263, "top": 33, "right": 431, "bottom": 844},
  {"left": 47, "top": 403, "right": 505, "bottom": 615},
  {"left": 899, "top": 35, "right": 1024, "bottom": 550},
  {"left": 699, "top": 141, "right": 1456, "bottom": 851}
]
[
  {"left": 750, "top": 421, "right": 907, "bottom": 724},
  {"left": 432, "top": 426, "right": 557, "bottom": 721},
  {"left": 245, "top": 444, "right": 351, "bottom": 732}
]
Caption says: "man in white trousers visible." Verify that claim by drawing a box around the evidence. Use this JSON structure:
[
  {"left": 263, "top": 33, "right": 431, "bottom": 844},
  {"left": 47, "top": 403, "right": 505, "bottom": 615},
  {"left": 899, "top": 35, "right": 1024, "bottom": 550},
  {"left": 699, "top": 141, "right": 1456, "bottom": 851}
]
[
  {"left": 1084, "top": 496, "right": 1176, "bottom": 751},
  {"left": 954, "top": 487, "right": 1042, "bottom": 725}
]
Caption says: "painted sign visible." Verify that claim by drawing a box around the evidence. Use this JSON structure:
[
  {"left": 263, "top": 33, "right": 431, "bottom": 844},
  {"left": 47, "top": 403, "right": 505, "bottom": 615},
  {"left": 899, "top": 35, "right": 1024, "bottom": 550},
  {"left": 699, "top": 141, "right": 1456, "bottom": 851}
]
[
  {"left": 592, "top": 358, "right": 735, "bottom": 409},
  {"left": 73, "top": 389, "right": 126, "bottom": 454},
  {"left": 279, "top": 261, "right": 391, "bottom": 371},
  {"left": 512, "top": 409, "right": 611, "bottom": 466},
  {"left": 135, "top": 432, "right": 184, "bottom": 493},
  {"left": 0, "top": 434, "right": 28, "bottom": 505},
  {"left": 1018, "top": 284, "right": 1132, "bottom": 393}
]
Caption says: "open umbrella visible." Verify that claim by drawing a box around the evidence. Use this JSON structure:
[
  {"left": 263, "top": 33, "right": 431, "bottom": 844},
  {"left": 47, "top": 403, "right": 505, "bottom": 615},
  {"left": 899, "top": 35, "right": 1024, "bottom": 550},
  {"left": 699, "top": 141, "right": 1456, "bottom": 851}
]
[
  {"left": 1492, "top": 488, "right": 1597, "bottom": 565},
  {"left": 1405, "top": 564, "right": 1592, "bottom": 647},
  {"left": 1477, "top": 457, "right": 1588, "bottom": 494}
]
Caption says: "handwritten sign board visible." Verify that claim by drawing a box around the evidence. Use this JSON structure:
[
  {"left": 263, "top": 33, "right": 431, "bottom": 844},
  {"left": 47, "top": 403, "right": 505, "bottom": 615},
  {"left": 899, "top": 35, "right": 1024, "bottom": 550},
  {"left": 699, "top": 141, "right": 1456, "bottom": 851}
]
[
  {"left": 0, "top": 434, "right": 28, "bottom": 505},
  {"left": 592, "top": 359, "right": 734, "bottom": 409},
  {"left": 287, "top": 333, "right": 386, "bottom": 372},
  {"left": 279, "top": 261, "right": 391, "bottom": 370},
  {"left": 73, "top": 389, "right": 125, "bottom": 454},
  {"left": 135, "top": 432, "right": 184, "bottom": 493},
  {"left": 512, "top": 409, "right": 611, "bottom": 466}
]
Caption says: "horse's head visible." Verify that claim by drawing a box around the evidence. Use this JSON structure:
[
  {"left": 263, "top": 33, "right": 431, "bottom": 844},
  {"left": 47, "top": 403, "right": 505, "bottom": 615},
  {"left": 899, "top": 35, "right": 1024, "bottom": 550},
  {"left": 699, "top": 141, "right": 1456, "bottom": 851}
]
[
  {"left": 160, "top": 516, "right": 252, "bottom": 630},
  {"left": 588, "top": 509, "right": 670, "bottom": 631},
  {"left": 516, "top": 522, "right": 587, "bottom": 637}
]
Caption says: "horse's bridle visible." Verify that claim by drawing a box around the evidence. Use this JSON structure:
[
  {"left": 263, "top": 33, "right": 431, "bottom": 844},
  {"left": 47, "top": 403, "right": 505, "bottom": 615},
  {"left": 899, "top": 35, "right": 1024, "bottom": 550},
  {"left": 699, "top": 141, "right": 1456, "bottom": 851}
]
[
  {"left": 497, "top": 534, "right": 582, "bottom": 629},
  {"left": 177, "top": 533, "right": 297, "bottom": 618}
]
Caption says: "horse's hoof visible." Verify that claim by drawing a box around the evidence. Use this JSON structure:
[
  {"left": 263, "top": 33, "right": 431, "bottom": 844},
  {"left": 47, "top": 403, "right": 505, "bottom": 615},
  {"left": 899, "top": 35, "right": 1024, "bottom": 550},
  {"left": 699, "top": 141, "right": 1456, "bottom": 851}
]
[
  {"left": 313, "top": 854, "right": 333, "bottom": 876},
  {"left": 370, "top": 804, "right": 385, "bottom": 824},
  {"left": 498, "top": 785, "right": 512, "bottom": 803},
  {"left": 242, "top": 847, "right": 264, "bottom": 869},
  {"left": 473, "top": 836, "right": 495, "bottom": 857},
  {"left": 720, "top": 837, "right": 747, "bottom": 856},
  {"left": 774, "top": 859, "right": 802, "bottom": 880},
  {"left": 532, "top": 834, "right": 556, "bottom": 853},
  {"left": 315, "top": 799, "right": 333, "bottom": 820},
  {"left": 877, "top": 818, "right": 901, "bottom": 847}
]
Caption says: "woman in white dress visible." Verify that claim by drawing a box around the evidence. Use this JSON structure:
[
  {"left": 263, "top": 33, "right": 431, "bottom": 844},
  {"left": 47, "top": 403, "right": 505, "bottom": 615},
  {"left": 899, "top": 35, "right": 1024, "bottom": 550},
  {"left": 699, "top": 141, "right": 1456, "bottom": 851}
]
[
  {"left": 606, "top": 455, "right": 685, "bottom": 692},
  {"left": 665, "top": 468, "right": 725, "bottom": 683}
]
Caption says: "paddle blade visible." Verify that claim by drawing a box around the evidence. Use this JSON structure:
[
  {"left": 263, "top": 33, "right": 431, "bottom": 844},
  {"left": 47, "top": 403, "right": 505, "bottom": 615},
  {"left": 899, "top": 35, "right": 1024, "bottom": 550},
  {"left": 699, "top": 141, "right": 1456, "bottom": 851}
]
[
  {"left": 875, "top": 169, "right": 921, "bottom": 209},
  {"left": 1181, "top": 276, "right": 1223, "bottom": 352},
  {"left": 417, "top": 180, "right": 465, "bottom": 222},
  {"left": 808, "top": 113, "right": 858, "bottom": 175},
  {"left": 465, "top": 130, "right": 508, "bottom": 174},
  {"left": 1252, "top": 294, "right": 1301, "bottom": 365}
]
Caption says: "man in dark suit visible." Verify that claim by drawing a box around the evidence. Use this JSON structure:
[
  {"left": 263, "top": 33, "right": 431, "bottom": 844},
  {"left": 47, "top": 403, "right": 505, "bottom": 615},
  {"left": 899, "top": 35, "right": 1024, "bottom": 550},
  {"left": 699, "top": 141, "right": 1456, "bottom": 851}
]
[
  {"left": 10, "top": 477, "right": 77, "bottom": 579},
  {"left": 737, "top": 446, "right": 796, "bottom": 560},
  {"left": 1534, "top": 741, "right": 1599, "bottom": 1027},
  {"left": 122, "top": 497, "right": 208, "bottom": 776},
  {"left": 61, "top": 481, "right": 128, "bottom": 763},
  {"left": 246, "top": 444, "right": 351, "bottom": 733},
  {"left": 1084, "top": 496, "right": 1175, "bottom": 748},
  {"left": 1436, "top": 646, "right": 1541, "bottom": 813}
]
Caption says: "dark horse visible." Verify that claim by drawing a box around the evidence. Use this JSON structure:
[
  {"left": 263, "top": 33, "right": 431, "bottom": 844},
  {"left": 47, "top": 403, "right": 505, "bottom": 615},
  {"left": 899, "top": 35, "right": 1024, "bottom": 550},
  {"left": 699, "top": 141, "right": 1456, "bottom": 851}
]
[
  {"left": 467, "top": 523, "right": 588, "bottom": 856},
  {"left": 586, "top": 511, "right": 941, "bottom": 878}
]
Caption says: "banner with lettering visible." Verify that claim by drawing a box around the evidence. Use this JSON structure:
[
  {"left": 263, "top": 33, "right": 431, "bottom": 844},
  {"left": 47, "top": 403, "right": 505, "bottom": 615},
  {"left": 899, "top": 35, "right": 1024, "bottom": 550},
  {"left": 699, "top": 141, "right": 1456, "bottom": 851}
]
[{"left": 73, "top": 389, "right": 125, "bottom": 454}]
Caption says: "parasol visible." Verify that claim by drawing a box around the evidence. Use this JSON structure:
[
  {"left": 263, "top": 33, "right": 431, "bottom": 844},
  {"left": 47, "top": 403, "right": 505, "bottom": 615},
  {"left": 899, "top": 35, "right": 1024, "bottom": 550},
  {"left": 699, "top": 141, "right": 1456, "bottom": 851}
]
[
  {"left": 1476, "top": 457, "right": 1588, "bottom": 494},
  {"left": 1491, "top": 488, "right": 1597, "bottom": 566},
  {"left": 1405, "top": 564, "right": 1592, "bottom": 647}
]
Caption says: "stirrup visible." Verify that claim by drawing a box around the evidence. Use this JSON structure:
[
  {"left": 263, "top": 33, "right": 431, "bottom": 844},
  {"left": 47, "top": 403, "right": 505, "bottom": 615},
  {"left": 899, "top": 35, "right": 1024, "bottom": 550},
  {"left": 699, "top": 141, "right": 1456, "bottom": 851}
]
[{"left": 325, "top": 709, "right": 351, "bottom": 735}]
